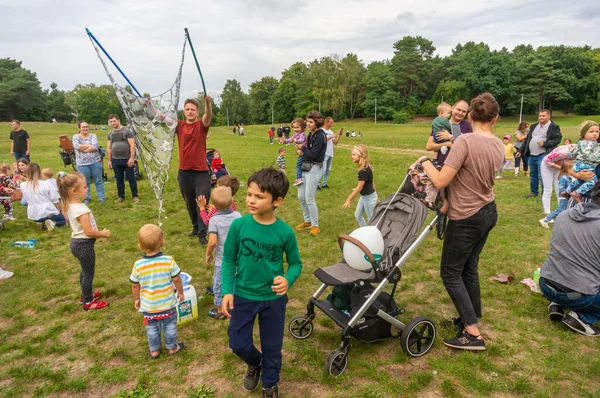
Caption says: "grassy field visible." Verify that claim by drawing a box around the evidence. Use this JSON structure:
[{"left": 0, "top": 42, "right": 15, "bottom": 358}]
[{"left": 1, "top": 114, "right": 600, "bottom": 397}]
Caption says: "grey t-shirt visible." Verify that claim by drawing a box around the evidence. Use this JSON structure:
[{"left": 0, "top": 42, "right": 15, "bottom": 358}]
[
  {"left": 529, "top": 121, "right": 551, "bottom": 156},
  {"left": 450, "top": 123, "right": 462, "bottom": 139},
  {"left": 107, "top": 127, "right": 135, "bottom": 160},
  {"left": 208, "top": 209, "right": 242, "bottom": 266}
]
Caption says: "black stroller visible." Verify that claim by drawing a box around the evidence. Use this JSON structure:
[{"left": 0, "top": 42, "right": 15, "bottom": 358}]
[
  {"left": 206, "top": 148, "right": 230, "bottom": 187},
  {"left": 288, "top": 178, "right": 440, "bottom": 376}
]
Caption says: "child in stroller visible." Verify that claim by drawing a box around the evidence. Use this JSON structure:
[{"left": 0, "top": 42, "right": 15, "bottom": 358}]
[{"left": 206, "top": 148, "right": 230, "bottom": 186}]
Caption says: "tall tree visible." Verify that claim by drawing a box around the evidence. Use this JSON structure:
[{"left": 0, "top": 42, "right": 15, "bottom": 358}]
[
  {"left": 272, "top": 62, "right": 311, "bottom": 122},
  {"left": 360, "top": 61, "right": 400, "bottom": 120},
  {"left": 0, "top": 58, "right": 47, "bottom": 121},
  {"left": 68, "top": 84, "right": 124, "bottom": 124},
  {"left": 390, "top": 36, "right": 436, "bottom": 101},
  {"left": 248, "top": 77, "right": 279, "bottom": 124},
  {"left": 339, "top": 53, "right": 366, "bottom": 119},
  {"left": 220, "top": 79, "right": 249, "bottom": 125},
  {"left": 46, "top": 82, "right": 73, "bottom": 122}
]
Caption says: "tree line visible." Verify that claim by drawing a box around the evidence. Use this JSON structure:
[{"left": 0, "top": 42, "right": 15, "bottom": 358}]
[{"left": 2, "top": 36, "right": 600, "bottom": 125}]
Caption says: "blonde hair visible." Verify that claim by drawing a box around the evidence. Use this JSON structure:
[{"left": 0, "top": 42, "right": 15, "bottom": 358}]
[
  {"left": 436, "top": 102, "right": 451, "bottom": 115},
  {"left": 211, "top": 186, "right": 233, "bottom": 211},
  {"left": 137, "top": 224, "right": 164, "bottom": 253},
  {"left": 0, "top": 163, "right": 10, "bottom": 175},
  {"left": 352, "top": 144, "right": 373, "bottom": 171},
  {"left": 25, "top": 162, "right": 42, "bottom": 191},
  {"left": 559, "top": 160, "right": 574, "bottom": 179},
  {"left": 41, "top": 168, "right": 54, "bottom": 179},
  {"left": 57, "top": 172, "right": 86, "bottom": 214}
]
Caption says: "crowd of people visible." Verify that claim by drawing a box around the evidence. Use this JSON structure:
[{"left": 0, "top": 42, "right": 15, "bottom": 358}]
[{"left": 5, "top": 92, "right": 600, "bottom": 397}]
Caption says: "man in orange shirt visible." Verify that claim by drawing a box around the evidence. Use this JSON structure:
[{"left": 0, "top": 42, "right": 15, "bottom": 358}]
[{"left": 176, "top": 96, "right": 213, "bottom": 245}]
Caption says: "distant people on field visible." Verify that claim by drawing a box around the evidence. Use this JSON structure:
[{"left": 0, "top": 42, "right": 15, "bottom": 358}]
[
  {"left": 277, "top": 124, "right": 284, "bottom": 141},
  {"left": 320, "top": 117, "right": 342, "bottom": 189},
  {"left": 521, "top": 109, "right": 562, "bottom": 199},
  {"left": 73, "top": 121, "right": 105, "bottom": 204},
  {"left": 9, "top": 120, "right": 30, "bottom": 162},
  {"left": 282, "top": 123, "right": 291, "bottom": 140},
  {"left": 496, "top": 135, "right": 516, "bottom": 179},
  {"left": 513, "top": 122, "right": 530, "bottom": 177},
  {"left": 238, "top": 124, "right": 245, "bottom": 136},
  {"left": 232, "top": 124, "right": 238, "bottom": 135},
  {"left": 276, "top": 148, "right": 287, "bottom": 172},
  {"left": 268, "top": 127, "right": 275, "bottom": 144},
  {"left": 107, "top": 114, "right": 139, "bottom": 203},
  {"left": 425, "top": 100, "right": 473, "bottom": 166}
]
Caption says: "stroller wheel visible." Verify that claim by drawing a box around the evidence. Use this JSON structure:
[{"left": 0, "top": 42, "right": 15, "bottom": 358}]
[
  {"left": 400, "top": 316, "right": 436, "bottom": 357},
  {"left": 325, "top": 349, "right": 348, "bottom": 377},
  {"left": 288, "top": 315, "right": 314, "bottom": 339}
]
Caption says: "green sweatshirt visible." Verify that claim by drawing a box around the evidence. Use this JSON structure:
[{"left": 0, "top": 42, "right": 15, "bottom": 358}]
[{"left": 221, "top": 214, "right": 302, "bottom": 301}]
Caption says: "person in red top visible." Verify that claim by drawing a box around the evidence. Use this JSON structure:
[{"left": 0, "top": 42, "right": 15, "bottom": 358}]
[
  {"left": 176, "top": 96, "right": 213, "bottom": 245},
  {"left": 210, "top": 151, "right": 227, "bottom": 178}
]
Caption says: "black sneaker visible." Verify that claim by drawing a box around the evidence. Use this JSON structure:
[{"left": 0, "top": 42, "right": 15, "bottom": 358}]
[
  {"left": 243, "top": 363, "right": 261, "bottom": 391},
  {"left": 205, "top": 286, "right": 214, "bottom": 295},
  {"left": 524, "top": 192, "right": 538, "bottom": 198},
  {"left": 443, "top": 330, "right": 486, "bottom": 351},
  {"left": 563, "top": 312, "right": 600, "bottom": 337},
  {"left": 322, "top": 184, "right": 330, "bottom": 189},
  {"left": 188, "top": 228, "right": 199, "bottom": 237},
  {"left": 262, "top": 385, "right": 279, "bottom": 398},
  {"left": 198, "top": 235, "right": 208, "bottom": 245},
  {"left": 441, "top": 317, "right": 464, "bottom": 331},
  {"left": 548, "top": 302, "right": 565, "bottom": 321}
]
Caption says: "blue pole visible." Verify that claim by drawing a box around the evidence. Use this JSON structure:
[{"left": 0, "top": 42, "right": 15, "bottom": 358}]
[{"left": 85, "top": 28, "right": 142, "bottom": 97}]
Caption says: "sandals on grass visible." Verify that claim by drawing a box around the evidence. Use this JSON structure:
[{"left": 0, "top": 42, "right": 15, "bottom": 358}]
[{"left": 208, "top": 307, "right": 227, "bottom": 320}]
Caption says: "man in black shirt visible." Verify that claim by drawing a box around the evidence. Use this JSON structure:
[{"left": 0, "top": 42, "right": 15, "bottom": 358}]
[{"left": 10, "top": 120, "right": 30, "bottom": 161}]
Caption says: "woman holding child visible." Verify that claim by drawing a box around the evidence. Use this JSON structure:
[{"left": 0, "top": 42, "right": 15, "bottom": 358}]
[{"left": 419, "top": 93, "right": 505, "bottom": 351}]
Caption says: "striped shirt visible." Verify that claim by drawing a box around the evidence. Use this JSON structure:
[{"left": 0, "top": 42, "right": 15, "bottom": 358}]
[{"left": 129, "top": 252, "right": 181, "bottom": 313}]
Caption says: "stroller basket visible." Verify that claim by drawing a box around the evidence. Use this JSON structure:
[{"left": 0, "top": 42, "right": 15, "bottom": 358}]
[{"left": 289, "top": 191, "right": 439, "bottom": 376}]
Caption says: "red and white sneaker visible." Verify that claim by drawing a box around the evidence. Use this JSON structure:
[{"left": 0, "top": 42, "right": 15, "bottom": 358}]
[
  {"left": 80, "top": 291, "right": 102, "bottom": 304},
  {"left": 82, "top": 298, "right": 108, "bottom": 311}
]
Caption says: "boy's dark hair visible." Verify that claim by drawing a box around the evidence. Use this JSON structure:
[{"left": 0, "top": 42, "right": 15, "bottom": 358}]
[
  {"left": 11, "top": 119, "right": 21, "bottom": 125},
  {"left": 306, "top": 110, "right": 325, "bottom": 128},
  {"left": 248, "top": 167, "right": 289, "bottom": 202},
  {"left": 278, "top": 147, "right": 286, "bottom": 154},
  {"left": 184, "top": 98, "right": 199, "bottom": 110},
  {"left": 108, "top": 114, "right": 120, "bottom": 121},
  {"left": 216, "top": 175, "right": 240, "bottom": 196}
]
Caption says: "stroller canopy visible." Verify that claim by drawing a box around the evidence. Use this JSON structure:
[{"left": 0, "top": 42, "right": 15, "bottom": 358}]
[{"left": 314, "top": 193, "right": 429, "bottom": 286}]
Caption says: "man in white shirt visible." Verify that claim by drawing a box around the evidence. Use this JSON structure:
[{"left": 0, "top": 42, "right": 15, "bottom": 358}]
[{"left": 320, "top": 117, "right": 341, "bottom": 189}]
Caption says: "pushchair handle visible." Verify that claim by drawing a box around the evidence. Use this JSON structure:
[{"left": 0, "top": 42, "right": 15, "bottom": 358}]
[{"left": 337, "top": 234, "right": 379, "bottom": 270}]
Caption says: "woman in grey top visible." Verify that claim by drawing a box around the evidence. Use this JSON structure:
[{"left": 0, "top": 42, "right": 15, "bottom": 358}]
[
  {"left": 73, "top": 121, "right": 105, "bottom": 204},
  {"left": 513, "top": 122, "right": 529, "bottom": 176}
]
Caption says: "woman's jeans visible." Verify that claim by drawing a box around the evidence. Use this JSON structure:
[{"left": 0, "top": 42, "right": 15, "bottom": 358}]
[
  {"left": 298, "top": 164, "right": 322, "bottom": 227},
  {"left": 144, "top": 308, "right": 178, "bottom": 352},
  {"left": 540, "top": 277, "right": 600, "bottom": 324},
  {"left": 355, "top": 192, "right": 378, "bottom": 227},
  {"left": 541, "top": 161, "right": 560, "bottom": 214},
  {"left": 78, "top": 162, "right": 105, "bottom": 202},
  {"left": 440, "top": 201, "right": 498, "bottom": 326},
  {"left": 33, "top": 213, "right": 67, "bottom": 226}
]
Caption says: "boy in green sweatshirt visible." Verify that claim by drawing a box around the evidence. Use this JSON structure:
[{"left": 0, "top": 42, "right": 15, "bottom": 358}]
[{"left": 221, "top": 167, "right": 302, "bottom": 398}]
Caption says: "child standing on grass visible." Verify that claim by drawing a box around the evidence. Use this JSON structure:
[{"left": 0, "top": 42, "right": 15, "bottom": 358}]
[
  {"left": 539, "top": 160, "right": 574, "bottom": 228},
  {"left": 222, "top": 167, "right": 302, "bottom": 398},
  {"left": 279, "top": 118, "right": 306, "bottom": 186},
  {"left": 0, "top": 164, "right": 17, "bottom": 220},
  {"left": 496, "top": 135, "right": 516, "bottom": 179},
  {"left": 276, "top": 148, "right": 286, "bottom": 172},
  {"left": 343, "top": 144, "right": 377, "bottom": 227},
  {"left": 130, "top": 224, "right": 185, "bottom": 359},
  {"left": 57, "top": 172, "right": 110, "bottom": 310},
  {"left": 567, "top": 121, "right": 600, "bottom": 202},
  {"left": 205, "top": 186, "right": 241, "bottom": 320}
]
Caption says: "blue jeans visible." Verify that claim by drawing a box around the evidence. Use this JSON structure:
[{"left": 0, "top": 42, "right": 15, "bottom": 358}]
[
  {"left": 544, "top": 199, "right": 568, "bottom": 222},
  {"left": 144, "top": 308, "right": 178, "bottom": 352},
  {"left": 78, "top": 162, "right": 105, "bottom": 202},
  {"left": 111, "top": 158, "right": 138, "bottom": 199},
  {"left": 298, "top": 164, "right": 322, "bottom": 227},
  {"left": 540, "top": 277, "right": 600, "bottom": 324},
  {"left": 528, "top": 154, "right": 545, "bottom": 195},
  {"left": 14, "top": 152, "right": 30, "bottom": 162},
  {"left": 228, "top": 295, "right": 288, "bottom": 389},
  {"left": 213, "top": 265, "right": 222, "bottom": 307},
  {"left": 355, "top": 192, "right": 378, "bottom": 227},
  {"left": 295, "top": 156, "right": 304, "bottom": 180},
  {"left": 33, "top": 213, "right": 67, "bottom": 226},
  {"left": 321, "top": 155, "right": 333, "bottom": 187}
]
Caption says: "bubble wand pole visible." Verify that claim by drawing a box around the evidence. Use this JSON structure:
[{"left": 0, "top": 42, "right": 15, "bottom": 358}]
[{"left": 184, "top": 28, "right": 207, "bottom": 96}]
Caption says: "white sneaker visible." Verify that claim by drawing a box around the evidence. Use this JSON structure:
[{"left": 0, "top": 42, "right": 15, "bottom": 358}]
[
  {"left": 495, "top": 176, "right": 502, "bottom": 180},
  {"left": 548, "top": 219, "right": 555, "bottom": 224},
  {"left": 539, "top": 218, "right": 549, "bottom": 229},
  {"left": 3, "top": 215, "right": 16, "bottom": 220},
  {"left": 0, "top": 269, "right": 14, "bottom": 280},
  {"left": 44, "top": 219, "right": 56, "bottom": 231}
]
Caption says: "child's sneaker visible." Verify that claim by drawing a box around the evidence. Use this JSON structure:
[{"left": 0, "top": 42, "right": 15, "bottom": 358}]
[
  {"left": 82, "top": 299, "right": 108, "bottom": 311},
  {"left": 44, "top": 219, "right": 56, "bottom": 231},
  {"left": 80, "top": 291, "right": 102, "bottom": 304},
  {"left": 243, "top": 363, "right": 261, "bottom": 391},
  {"left": 539, "top": 218, "right": 549, "bottom": 229},
  {"left": 262, "top": 385, "right": 279, "bottom": 398},
  {"left": 293, "top": 178, "right": 303, "bottom": 186},
  {"left": 205, "top": 286, "right": 214, "bottom": 295}
]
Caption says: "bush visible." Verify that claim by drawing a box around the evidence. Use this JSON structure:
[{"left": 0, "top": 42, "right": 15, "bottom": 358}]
[
  {"left": 392, "top": 109, "right": 412, "bottom": 124},
  {"left": 575, "top": 99, "right": 600, "bottom": 116}
]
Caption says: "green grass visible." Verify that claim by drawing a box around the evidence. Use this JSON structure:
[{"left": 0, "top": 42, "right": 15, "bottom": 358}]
[{"left": 1, "top": 114, "right": 600, "bottom": 396}]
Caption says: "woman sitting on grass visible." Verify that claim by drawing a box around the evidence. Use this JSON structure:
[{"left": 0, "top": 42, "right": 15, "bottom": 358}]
[
  {"left": 19, "top": 162, "right": 66, "bottom": 230},
  {"left": 419, "top": 92, "right": 505, "bottom": 351}
]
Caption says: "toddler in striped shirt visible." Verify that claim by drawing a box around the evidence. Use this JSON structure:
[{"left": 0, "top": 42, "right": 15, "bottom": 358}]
[{"left": 130, "top": 224, "right": 185, "bottom": 359}]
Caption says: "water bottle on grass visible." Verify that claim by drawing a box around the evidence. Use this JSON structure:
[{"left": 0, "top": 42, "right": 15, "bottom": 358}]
[{"left": 11, "top": 239, "right": 36, "bottom": 248}]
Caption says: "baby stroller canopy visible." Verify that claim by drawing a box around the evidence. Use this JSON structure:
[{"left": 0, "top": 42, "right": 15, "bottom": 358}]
[{"left": 314, "top": 193, "right": 428, "bottom": 286}]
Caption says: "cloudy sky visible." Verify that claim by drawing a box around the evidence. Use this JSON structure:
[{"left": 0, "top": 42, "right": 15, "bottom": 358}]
[{"left": 2, "top": 0, "right": 599, "bottom": 102}]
